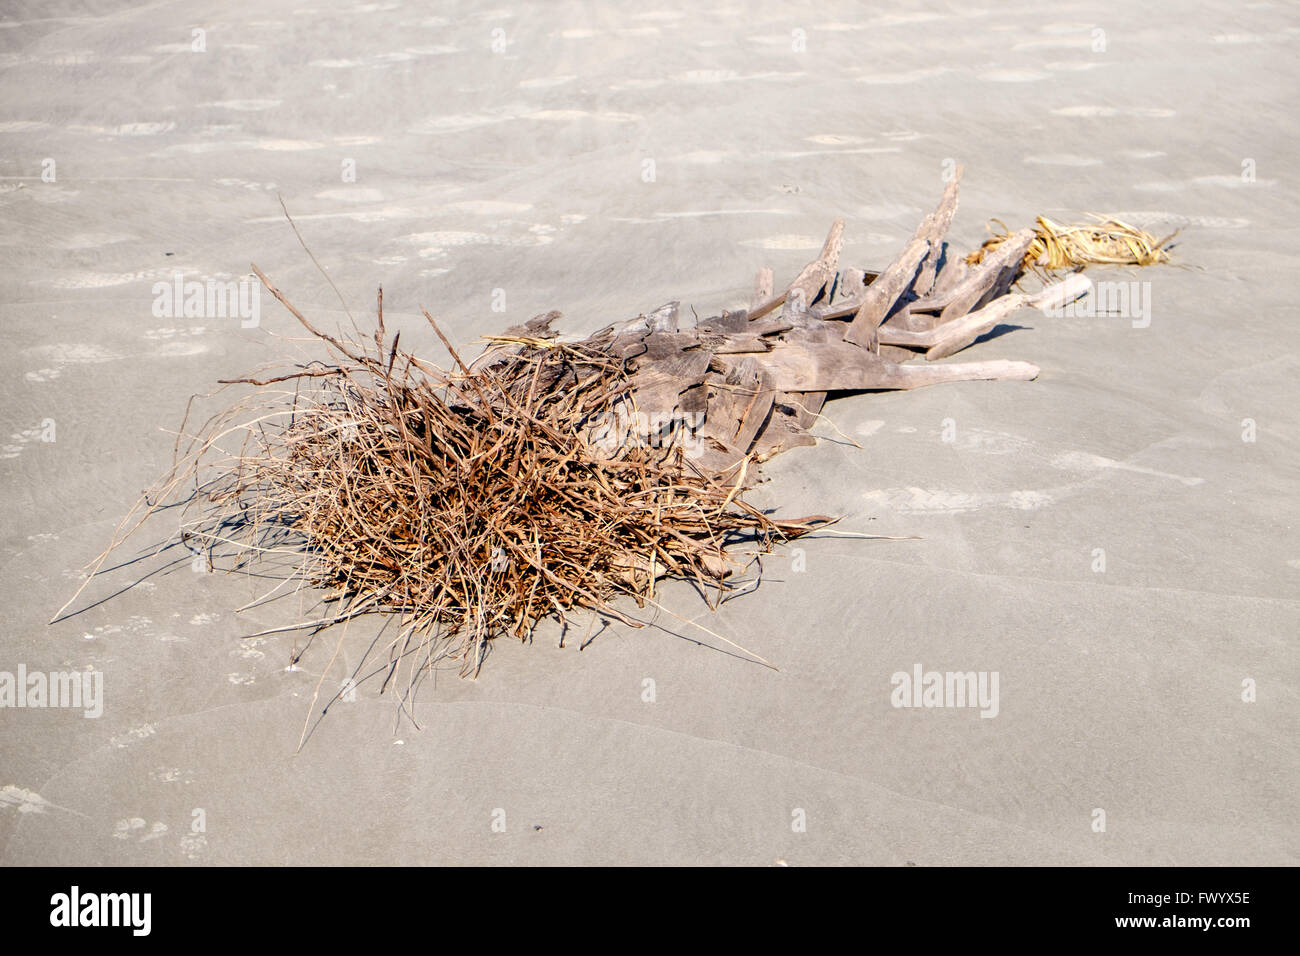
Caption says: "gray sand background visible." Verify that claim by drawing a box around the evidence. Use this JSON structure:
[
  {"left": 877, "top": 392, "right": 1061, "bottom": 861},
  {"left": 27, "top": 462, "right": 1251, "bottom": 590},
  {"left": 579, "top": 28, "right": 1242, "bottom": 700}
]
[{"left": 2, "top": 0, "right": 1297, "bottom": 864}]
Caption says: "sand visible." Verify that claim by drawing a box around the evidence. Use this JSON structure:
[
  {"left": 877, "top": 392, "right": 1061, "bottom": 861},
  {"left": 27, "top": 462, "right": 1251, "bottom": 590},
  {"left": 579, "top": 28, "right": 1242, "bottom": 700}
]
[{"left": 1, "top": 0, "right": 1297, "bottom": 865}]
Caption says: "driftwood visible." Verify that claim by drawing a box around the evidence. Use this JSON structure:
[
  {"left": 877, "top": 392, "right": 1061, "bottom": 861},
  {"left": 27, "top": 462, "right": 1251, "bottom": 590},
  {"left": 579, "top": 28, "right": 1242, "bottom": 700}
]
[{"left": 487, "top": 167, "right": 1087, "bottom": 477}]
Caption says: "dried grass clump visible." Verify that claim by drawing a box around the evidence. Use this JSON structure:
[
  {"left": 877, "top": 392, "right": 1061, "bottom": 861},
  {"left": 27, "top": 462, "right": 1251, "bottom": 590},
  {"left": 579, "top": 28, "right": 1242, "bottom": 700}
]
[
  {"left": 968, "top": 214, "right": 1176, "bottom": 275},
  {"left": 62, "top": 271, "right": 827, "bottom": 712}
]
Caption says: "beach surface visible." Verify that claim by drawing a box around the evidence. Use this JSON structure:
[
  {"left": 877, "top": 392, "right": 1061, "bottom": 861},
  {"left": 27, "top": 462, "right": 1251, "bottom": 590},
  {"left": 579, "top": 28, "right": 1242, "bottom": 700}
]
[{"left": 1, "top": 0, "right": 1297, "bottom": 865}]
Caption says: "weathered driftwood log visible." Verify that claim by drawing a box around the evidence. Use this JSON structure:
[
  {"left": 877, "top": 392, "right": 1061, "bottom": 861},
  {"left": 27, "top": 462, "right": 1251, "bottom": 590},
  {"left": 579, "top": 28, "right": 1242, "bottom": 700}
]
[{"left": 486, "top": 167, "right": 1086, "bottom": 476}]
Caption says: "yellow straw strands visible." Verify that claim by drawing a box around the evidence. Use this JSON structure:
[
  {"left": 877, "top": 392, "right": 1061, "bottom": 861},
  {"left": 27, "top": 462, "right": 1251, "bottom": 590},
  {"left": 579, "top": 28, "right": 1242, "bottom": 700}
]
[{"left": 968, "top": 215, "right": 1176, "bottom": 275}]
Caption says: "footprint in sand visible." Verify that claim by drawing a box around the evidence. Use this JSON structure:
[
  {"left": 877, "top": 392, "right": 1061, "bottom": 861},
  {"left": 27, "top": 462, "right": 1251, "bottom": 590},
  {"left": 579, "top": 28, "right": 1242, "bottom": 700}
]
[{"left": 113, "top": 818, "right": 169, "bottom": 842}]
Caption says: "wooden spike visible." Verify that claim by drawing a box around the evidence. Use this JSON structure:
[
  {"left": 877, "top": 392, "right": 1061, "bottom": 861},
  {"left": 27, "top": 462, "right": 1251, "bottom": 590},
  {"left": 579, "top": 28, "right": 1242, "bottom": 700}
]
[
  {"left": 842, "top": 238, "right": 929, "bottom": 351},
  {"left": 750, "top": 218, "right": 845, "bottom": 320},
  {"left": 937, "top": 227, "right": 1035, "bottom": 323},
  {"left": 911, "top": 166, "right": 963, "bottom": 296},
  {"left": 751, "top": 267, "right": 774, "bottom": 311}
]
